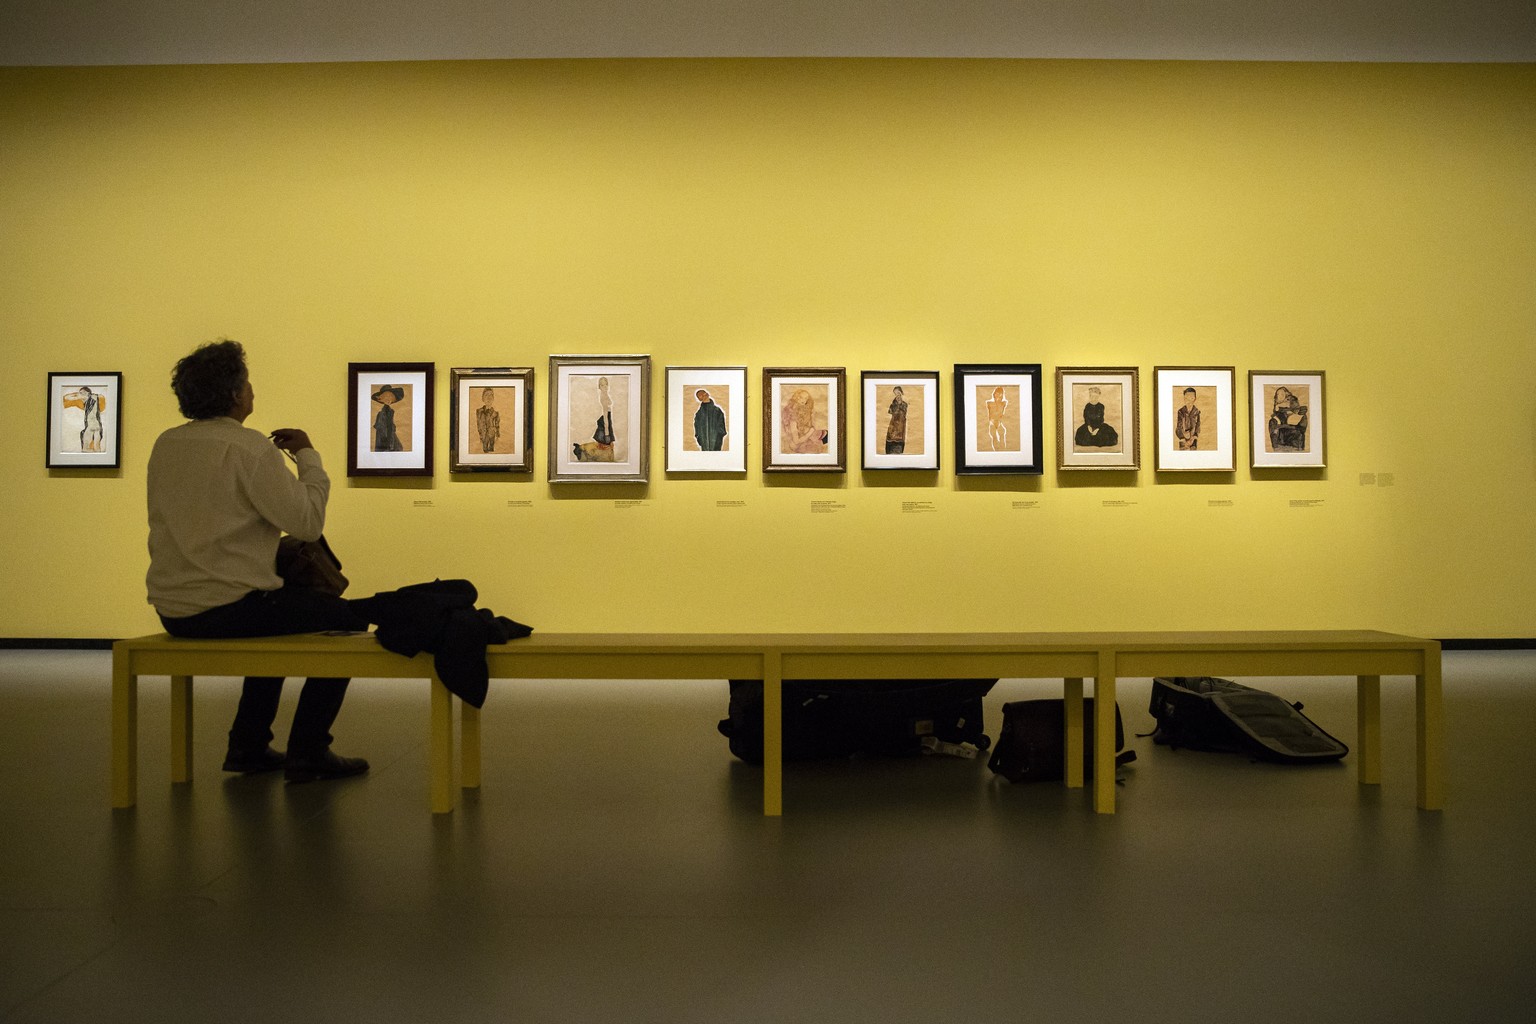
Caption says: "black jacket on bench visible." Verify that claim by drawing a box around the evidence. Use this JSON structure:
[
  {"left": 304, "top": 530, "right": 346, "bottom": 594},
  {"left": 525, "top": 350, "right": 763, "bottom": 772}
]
[{"left": 352, "top": 579, "right": 533, "bottom": 709}]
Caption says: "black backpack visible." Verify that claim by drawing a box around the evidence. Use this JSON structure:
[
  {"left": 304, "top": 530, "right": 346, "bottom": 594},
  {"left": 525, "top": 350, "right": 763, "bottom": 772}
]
[
  {"left": 1148, "top": 676, "right": 1349, "bottom": 764},
  {"left": 987, "top": 698, "right": 1136, "bottom": 783}
]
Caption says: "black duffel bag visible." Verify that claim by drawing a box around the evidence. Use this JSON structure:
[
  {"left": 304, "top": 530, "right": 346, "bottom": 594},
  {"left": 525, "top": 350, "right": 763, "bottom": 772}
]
[
  {"left": 718, "top": 678, "right": 995, "bottom": 764},
  {"left": 987, "top": 697, "right": 1136, "bottom": 783}
]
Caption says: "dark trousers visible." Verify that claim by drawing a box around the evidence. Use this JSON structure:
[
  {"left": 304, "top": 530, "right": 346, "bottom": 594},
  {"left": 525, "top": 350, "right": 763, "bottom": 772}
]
[{"left": 160, "top": 587, "right": 370, "bottom": 759}]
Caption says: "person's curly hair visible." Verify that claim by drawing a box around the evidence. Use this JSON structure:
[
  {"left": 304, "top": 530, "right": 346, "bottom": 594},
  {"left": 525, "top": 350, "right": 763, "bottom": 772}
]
[{"left": 171, "top": 340, "right": 248, "bottom": 419}]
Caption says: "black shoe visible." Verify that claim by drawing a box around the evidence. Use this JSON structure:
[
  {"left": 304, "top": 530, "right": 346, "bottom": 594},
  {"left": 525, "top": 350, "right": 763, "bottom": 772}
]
[
  {"left": 222, "top": 746, "right": 286, "bottom": 774},
  {"left": 284, "top": 750, "right": 370, "bottom": 784}
]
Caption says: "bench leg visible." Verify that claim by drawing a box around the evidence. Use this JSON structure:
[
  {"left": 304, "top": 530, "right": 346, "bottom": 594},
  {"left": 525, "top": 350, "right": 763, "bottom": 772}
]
[
  {"left": 430, "top": 678, "right": 456, "bottom": 814},
  {"left": 460, "top": 700, "right": 481, "bottom": 790},
  {"left": 1356, "top": 675, "right": 1382, "bottom": 786},
  {"left": 112, "top": 657, "right": 137, "bottom": 808},
  {"left": 171, "top": 675, "right": 194, "bottom": 784},
  {"left": 1063, "top": 677, "right": 1084, "bottom": 788},
  {"left": 1094, "top": 652, "right": 1117, "bottom": 814},
  {"left": 1417, "top": 655, "right": 1445, "bottom": 811},
  {"left": 763, "top": 652, "right": 783, "bottom": 817}
]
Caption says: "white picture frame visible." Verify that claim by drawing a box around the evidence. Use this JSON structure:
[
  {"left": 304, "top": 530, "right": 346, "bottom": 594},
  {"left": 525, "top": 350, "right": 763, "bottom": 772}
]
[
  {"left": 1153, "top": 365, "right": 1235, "bottom": 473},
  {"left": 861, "top": 370, "right": 940, "bottom": 471},
  {"left": 665, "top": 366, "right": 747, "bottom": 474},
  {"left": 1250, "top": 370, "right": 1327, "bottom": 469}
]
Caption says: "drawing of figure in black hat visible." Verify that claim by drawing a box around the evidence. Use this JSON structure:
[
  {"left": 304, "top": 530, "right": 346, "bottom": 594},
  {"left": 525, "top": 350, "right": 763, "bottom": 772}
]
[{"left": 371, "top": 385, "right": 405, "bottom": 452}]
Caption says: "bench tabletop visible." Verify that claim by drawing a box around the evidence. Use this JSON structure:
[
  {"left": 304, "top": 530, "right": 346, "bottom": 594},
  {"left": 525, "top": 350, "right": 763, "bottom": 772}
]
[{"left": 115, "top": 628, "right": 1435, "bottom": 655}]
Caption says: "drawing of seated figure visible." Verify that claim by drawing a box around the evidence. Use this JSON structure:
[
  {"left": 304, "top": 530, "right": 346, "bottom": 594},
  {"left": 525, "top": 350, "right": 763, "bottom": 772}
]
[
  {"left": 1074, "top": 386, "right": 1118, "bottom": 448},
  {"left": 781, "top": 388, "right": 828, "bottom": 454},
  {"left": 1267, "top": 386, "right": 1308, "bottom": 451}
]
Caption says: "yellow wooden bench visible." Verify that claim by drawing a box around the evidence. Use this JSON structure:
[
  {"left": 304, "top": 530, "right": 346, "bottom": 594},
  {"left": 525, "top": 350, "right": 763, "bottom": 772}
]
[{"left": 111, "top": 629, "right": 1444, "bottom": 815}]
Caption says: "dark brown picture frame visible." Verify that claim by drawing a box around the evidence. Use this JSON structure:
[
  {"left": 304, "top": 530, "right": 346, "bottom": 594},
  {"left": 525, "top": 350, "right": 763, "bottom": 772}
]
[
  {"left": 762, "top": 367, "right": 847, "bottom": 473},
  {"left": 347, "top": 362, "right": 435, "bottom": 477},
  {"left": 449, "top": 366, "right": 535, "bottom": 474}
]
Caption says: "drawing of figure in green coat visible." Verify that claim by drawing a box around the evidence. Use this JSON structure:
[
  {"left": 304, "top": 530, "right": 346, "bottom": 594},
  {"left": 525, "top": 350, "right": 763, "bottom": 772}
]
[{"left": 693, "top": 389, "right": 727, "bottom": 451}]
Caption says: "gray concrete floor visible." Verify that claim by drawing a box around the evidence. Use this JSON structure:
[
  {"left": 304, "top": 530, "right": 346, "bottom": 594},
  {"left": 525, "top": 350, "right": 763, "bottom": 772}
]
[{"left": 1, "top": 648, "right": 1532, "bottom": 1023}]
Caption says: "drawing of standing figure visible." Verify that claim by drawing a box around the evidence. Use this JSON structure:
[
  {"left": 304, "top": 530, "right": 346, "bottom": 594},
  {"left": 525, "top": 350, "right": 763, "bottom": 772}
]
[
  {"left": 594, "top": 377, "right": 615, "bottom": 445},
  {"left": 884, "top": 385, "right": 908, "bottom": 454},
  {"left": 372, "top": 385, "right": 405, "bottom": 452},
  {"left": 986, "top": 386, "right": 1009, "bottom": 451},
  {"left": 475, "top": 389, "right": 500, "bottom": 454},
  {"left": 1175, "top": 387, "right": 1201, "bottom": 450},
  {"left": 693, "top": 388, "right": 727, "bottom": 451}
]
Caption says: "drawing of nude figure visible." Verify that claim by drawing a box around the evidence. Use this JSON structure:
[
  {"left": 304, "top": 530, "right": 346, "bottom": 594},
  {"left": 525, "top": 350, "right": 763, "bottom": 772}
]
[{"left": 978, "top": 384, "right": 1020, "bottom": 452}]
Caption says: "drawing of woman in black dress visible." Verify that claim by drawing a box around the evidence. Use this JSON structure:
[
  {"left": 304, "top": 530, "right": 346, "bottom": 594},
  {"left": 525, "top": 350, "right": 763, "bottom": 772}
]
[
  {"left": 1074, "top": 386, "right": 1119, "bottom": 448},
  {"left": 884, "top": 386, "right": 908, "bottom": 454},
  {"left": 372, "top": 385, "right": 405, "bottom": 452}
]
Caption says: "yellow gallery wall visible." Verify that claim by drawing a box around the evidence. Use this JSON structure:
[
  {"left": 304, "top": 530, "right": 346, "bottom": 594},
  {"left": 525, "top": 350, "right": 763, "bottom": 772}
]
[{"left": 2, "top": 58, "right": 1533, "bottom": 640}]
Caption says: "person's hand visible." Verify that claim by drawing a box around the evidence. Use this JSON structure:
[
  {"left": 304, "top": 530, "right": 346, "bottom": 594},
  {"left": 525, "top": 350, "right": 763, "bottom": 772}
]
[{"left": 269, "top": 428, "right": 314, "bottom": 453}]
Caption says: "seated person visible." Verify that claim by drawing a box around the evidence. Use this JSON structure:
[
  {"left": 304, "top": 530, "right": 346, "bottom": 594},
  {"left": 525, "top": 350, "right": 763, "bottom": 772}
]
[
  {"left": 146, "top": 339, "right": 369, "bottom": 783},
  {"left": 1074, "top": 386, "right": 1119, "bottom": 448}
]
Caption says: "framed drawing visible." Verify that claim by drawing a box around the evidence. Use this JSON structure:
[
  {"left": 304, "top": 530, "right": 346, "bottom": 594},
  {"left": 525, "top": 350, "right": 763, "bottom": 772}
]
[
  {"left": 953, "top": 363, "right": 1043, "bottom": 475},
  {"left": 1055, "top": 366, "right": 1139, "bottom": 471},
  {"left": 549, "top": 355, "right": 650, "bottom": 483},
  {"left": 1250, "top": 370, "right": 1326, "bottom": 469},
  {"left": 347, "top": 362, "right": 435, "bottom": 477},
  {"left": 861, "top": 370, "right": 940, "bottom": 471},
  {"left": 46, "top": 371, "right": 122, "bottom": 469},
  {"left": 763, "top": 367, "right": 846, "bottom": 473},
  {"left": 665, "top": 366, "right": 747, "bottom": 474},
  {"left": 449, "top": 367, "right": 534, "bottom": 473},
  {"left": 1153, "top": 366, "right": 1235, "bottom": 472}
]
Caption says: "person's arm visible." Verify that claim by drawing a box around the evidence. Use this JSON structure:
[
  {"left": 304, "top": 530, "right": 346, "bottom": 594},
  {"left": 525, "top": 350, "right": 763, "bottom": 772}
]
[{"left": 246, "top": 430, "right": 328, "bottom": 540}]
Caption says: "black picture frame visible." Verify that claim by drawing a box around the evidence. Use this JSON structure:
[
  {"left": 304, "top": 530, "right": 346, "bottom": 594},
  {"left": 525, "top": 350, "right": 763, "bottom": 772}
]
[
  {"left": 46, "top": 371, "right": 122, "bottom": 469},
  {"left": 952, "top": 363, "right": 1043, "bottom": 475},
  {"left": 347, "top": 362, "right": 435, "bottom": 477}
]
